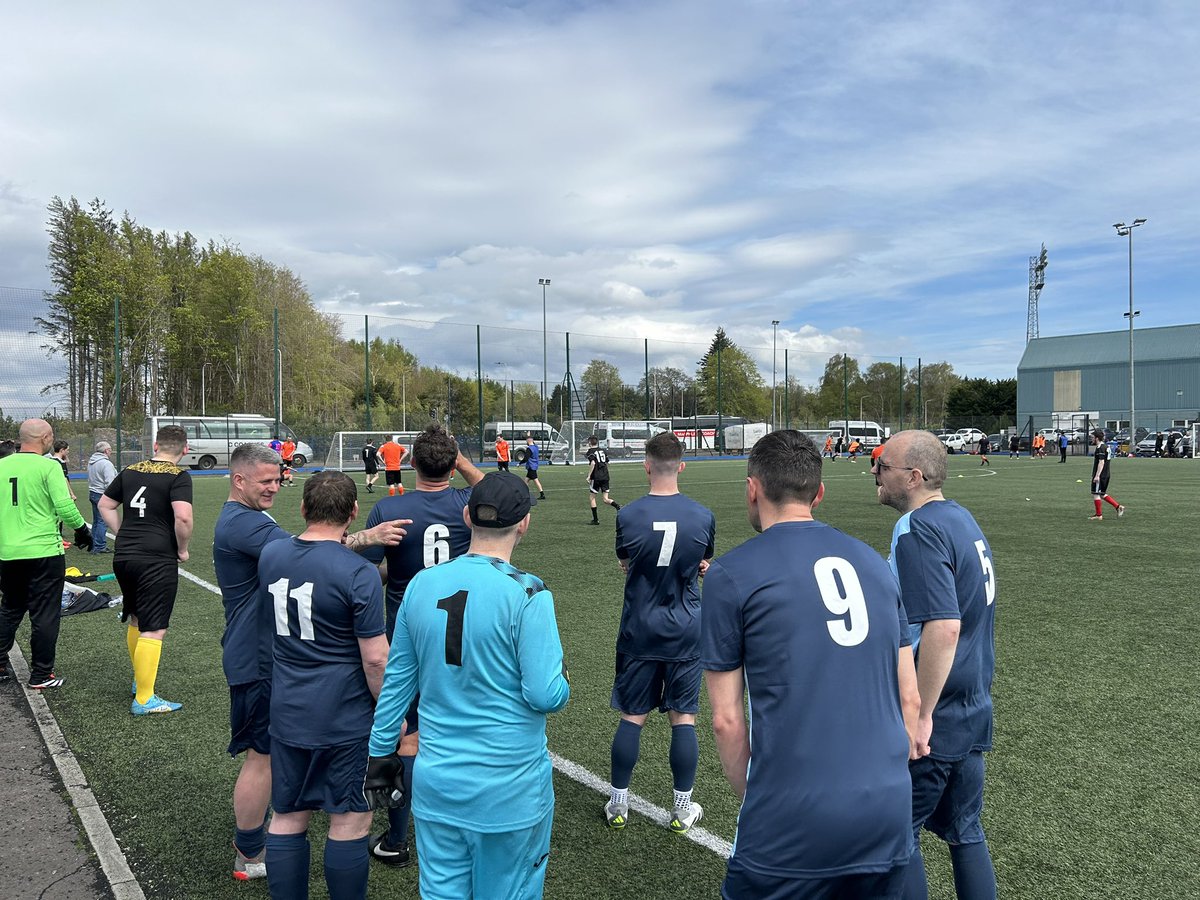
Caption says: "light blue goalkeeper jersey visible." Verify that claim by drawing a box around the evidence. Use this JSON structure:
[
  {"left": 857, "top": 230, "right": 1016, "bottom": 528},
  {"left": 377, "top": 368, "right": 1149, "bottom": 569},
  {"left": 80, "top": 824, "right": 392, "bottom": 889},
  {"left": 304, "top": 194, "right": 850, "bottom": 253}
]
[{"left": 370, "top": 552, "right": 570, "bottom": 832}]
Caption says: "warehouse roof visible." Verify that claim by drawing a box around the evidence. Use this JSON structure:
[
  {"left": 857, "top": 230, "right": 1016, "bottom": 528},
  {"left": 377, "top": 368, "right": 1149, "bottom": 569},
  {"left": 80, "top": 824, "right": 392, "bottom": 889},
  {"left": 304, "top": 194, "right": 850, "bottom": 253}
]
[{"left": 1019, "top": 324, "right": 1200, "bottom": 370}]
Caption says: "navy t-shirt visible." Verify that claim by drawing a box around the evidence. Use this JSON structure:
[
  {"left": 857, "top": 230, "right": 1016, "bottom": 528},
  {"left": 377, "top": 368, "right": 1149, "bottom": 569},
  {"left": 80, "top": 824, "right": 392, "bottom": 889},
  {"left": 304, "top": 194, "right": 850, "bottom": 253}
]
[
  {"left": 259, "top": 537, "right": 386, "bottom": 748},
  {"left": 701, "top": 520, "right": 911, "bottom": 878},
  {"left": 213, "top": 501, "right": 290, "bottom": 686},
  {"left": 614, "top": 493, "right": 715, "bottom": 660},
  {"left": 362, "top": 487, "right": 474, "bottom": 630},
  {"left": 889, "top": 499, "right": 996, "bottom": 760}
]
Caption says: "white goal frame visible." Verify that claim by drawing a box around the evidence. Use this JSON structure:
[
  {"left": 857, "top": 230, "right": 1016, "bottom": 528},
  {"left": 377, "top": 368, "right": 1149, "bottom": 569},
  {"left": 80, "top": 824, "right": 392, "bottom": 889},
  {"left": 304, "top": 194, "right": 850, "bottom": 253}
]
[
  {"left": 324, "top": 431, "right": 423, "bottom": 471},
  {"left": 1191, "top": 423, "right": 1199, "bottom": 459}
]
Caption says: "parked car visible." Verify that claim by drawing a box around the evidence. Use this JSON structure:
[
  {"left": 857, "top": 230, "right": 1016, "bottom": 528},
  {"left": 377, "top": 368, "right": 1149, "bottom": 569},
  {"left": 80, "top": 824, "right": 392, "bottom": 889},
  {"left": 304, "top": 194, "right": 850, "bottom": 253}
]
[
  {"left": 1135, "top": 431, "right": 1191, "bottom": 457},
  {"left": 940, "top": 433, "right": 967, "bottom": 453},
  {"left": 955, "top": 428, "right": 985, "bottom": 443}
]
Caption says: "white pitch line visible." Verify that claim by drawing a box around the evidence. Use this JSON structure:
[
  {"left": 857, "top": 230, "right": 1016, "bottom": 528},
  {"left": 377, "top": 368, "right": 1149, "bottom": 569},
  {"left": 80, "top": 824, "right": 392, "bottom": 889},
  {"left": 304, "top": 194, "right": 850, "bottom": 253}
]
[{"left": 180, "top": 566, "right": 735, "bottom": 860}]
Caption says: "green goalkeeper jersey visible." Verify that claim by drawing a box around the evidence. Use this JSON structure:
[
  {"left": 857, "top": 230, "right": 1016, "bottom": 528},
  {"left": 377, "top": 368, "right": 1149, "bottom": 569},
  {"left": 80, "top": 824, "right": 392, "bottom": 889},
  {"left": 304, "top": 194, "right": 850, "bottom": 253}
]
[{"left": 0, "top": 451, "right": 85, "bottom": 560}]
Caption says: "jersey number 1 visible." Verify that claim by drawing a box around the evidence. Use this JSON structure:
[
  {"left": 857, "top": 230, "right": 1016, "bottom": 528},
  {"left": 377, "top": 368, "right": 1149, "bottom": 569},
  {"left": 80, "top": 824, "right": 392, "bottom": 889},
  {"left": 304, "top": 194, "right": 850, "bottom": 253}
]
[
  {"left": 436, "top": 590, "right": 468, "bottom": 666},
  {"left": 268, "top": 578, "right": 315, "bottom": 641}
]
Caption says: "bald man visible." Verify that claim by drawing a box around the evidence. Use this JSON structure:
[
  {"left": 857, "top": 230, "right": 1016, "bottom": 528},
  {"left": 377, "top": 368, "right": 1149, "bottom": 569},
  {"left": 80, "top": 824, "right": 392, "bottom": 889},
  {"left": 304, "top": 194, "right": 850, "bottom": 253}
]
[{"left": 0, "top": 419, "right": 90, "bottom": 689}]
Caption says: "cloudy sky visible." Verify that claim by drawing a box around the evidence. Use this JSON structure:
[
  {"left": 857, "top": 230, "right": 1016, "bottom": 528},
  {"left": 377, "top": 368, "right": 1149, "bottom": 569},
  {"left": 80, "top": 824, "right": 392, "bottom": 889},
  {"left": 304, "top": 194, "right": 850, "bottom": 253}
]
[{"left": 2, "top": 0, "right": 1198, "bottom": 399}]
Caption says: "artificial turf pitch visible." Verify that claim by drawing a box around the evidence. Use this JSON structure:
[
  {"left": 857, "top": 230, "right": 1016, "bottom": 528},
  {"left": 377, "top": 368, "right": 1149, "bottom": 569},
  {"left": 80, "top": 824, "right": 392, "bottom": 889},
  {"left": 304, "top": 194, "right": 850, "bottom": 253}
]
[{"left": 15, "top": 450, "right": 1200, "bottom": 899}]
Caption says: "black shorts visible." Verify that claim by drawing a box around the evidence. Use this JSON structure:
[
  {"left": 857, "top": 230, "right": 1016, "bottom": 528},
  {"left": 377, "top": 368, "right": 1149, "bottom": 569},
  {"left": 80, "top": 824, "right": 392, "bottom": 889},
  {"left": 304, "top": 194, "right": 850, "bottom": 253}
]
[
  {"left": 589, "top": 476, "right": 611, "bottom": 494},
  {"left": 611, "top": 654, "right": 701, "bottom": 715},
  {"left": 1091, "top": 472, "right": 1111, "bottom": 496},
  {"left": 271, "top": 737, "right": 370, "bottom": 815},
  {"left": 364, "top": 460, "right": 378, "bottom": 475},
  {"left": 114, "top": 557, "right": 179, "bottom": 632},
  {"left": 497, "top": 460, "right": 509, "bottom": 471},
  {"left": 228, "top": 679, "right": 272, "bottom": 756},
  {"left": 526, "top": 466, "right": 538, "bottom": 480},
  {"left": 385, "top": 470, "right": 403, "bottom": 486}
]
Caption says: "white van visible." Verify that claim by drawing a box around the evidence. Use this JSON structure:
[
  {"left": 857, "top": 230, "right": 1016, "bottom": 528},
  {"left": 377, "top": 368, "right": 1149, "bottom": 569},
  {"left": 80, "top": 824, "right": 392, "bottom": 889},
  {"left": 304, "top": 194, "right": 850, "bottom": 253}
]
[
  {"left": 482, "top": 421, "right": 569, "bottom": 465},
  {"left": 827, "top": 420, "right": 890, "bottom": 449},
  {"left": 586, "top": 421, "right": 670, "bottom": 458},
  {"left": 144, "top": 414, "right": 315, "bottom": 470}
]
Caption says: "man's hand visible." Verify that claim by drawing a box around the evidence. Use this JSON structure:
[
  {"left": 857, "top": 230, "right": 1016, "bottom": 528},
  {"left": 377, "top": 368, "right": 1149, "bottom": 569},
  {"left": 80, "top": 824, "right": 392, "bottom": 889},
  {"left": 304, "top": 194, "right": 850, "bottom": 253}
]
[
  {"left": 177, "top": 548, "right": 190, "bottom": 562},
  {"left": 361, "top": 519, "right": 412, "bottom": 547},
  {"left": 914, "top": 715, "right": 933, "bottom": 758},
  {"left": 698, "top": 559, "right": 711, "bottom": 578},
  {"left": 617, "top": 558, "right": 628, "bottom": 575},
  {"left": 363, "top": 753, "right": 406, "bottom": 810},
  {"left": 73, "top": 524, "right": 93, "bottom": 552}
]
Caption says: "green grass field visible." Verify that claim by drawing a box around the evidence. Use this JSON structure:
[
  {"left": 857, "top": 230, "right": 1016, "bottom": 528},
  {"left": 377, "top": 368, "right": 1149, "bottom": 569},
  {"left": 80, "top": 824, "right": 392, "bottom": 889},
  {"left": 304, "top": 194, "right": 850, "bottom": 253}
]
[{"left": 17, "top": 451, "right": 1200, "bottom": 899}]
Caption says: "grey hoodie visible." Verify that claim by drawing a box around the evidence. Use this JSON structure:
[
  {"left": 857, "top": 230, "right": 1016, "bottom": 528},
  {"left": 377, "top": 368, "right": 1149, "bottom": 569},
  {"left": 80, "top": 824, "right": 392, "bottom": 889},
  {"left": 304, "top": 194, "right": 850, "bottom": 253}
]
[{"left": 87, "top": 451, "right": 118, "bottom": 495}]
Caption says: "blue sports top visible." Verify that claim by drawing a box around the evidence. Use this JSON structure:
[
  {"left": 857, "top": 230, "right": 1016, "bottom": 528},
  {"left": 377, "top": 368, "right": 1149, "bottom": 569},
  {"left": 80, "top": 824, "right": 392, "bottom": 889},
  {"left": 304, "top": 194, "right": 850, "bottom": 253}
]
[
  {"left": 614, "top": 493, "right": 716, "bottom": 660},
  {"left": 701, "top": 520, "right": 912, "bottom": 879},
  {"left": 370, "top": 553, "right": 570, "bottom": 831},
  {"left": 361, "top": 487, "right": 474, "bottom": 622},
  {"left": 526, "top": 442, "right": 540, "bottom": 470},
  {"left": 889, "top": 499, "right": 995, "bottom": 760},
  {"left": 259, "top": 537, "right": 385, "bottom": 748},
  {"left": 213, "top": 501, "right": 290, "bottom": 685}
]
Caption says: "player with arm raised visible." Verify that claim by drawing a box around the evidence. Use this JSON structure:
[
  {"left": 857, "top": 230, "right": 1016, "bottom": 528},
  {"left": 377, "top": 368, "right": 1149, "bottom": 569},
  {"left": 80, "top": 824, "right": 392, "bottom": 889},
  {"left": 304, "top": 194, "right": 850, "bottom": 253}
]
[
  {"left": 368, "top": 471, "right": 569, "bottom": 899},
  {"left": 358, "top": 424, "right": 484, "bottom": 868},
  {"left": 98, "top": 424, "right": 193, "bottom": 716},
  {"left": 703, "top": 430, "right": 913, "bottom": 898},
  {"left": 875, "top": 429, "right": 998, "bottom": 900},
  {"left": 604, "top": 431, "right": 714, "bottom": 833},
  {"left": 214, "top": 442, "right": 407, "bottom": 882},
  {"left": 257, "top": 471, "right": 389, "bottom": 900},
  {"left": 584, "top": 434, "right": 621, "bottom": 525}
]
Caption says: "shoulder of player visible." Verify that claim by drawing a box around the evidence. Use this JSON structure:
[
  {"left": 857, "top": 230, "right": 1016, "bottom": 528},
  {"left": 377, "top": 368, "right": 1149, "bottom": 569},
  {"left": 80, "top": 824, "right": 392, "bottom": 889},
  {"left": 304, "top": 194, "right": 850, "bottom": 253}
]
[{"left": 126, "top": 460, "right": 190, "bottom": 477}]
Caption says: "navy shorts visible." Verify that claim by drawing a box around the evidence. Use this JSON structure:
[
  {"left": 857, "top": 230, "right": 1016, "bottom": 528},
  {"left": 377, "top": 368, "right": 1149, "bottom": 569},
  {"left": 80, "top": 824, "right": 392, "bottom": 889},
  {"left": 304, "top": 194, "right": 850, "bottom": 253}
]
[
  {"left": 228, "top": 679, "right": 271, "bottom": 756},
  {"left": 271, "top": 737, "right": 371, "bottom": 815},
  {"left": 114, "top": 557, "right": 179, "bottom": 632},
  {"left": 723, "top": 859, "right": 905, "bottom": 900},
  {"left": 910, "top": 751, "right": 988, "bottom": 845},
  {"left": 611, "top": 654, "right": 701, "bottom": 715}
]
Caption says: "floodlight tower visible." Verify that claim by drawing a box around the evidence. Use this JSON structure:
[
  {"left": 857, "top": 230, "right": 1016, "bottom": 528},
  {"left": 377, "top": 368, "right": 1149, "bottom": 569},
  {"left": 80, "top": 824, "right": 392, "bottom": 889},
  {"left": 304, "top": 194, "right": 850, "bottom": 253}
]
[
  {"left": 1026, "top": 244, "right": 1048, "bottom": 343},
  {"left": 1114, "top": 219, "right": 1146, "bottom": 441}
]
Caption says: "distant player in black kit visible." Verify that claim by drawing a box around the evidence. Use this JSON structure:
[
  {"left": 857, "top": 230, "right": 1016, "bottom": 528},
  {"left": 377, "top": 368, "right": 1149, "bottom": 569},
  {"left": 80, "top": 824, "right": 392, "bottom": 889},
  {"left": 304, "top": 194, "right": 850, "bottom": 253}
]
[
  {"left": 98, "top": 424, "right": 194, "bottom": 715},
  {"left": 1088, "top": 429, "right": 1126, "bottom": 521},
  {"left": 362, "top": 439, "right": 380, "bottom": 493},
  {"left": 977, "top": 435, "right": 989, "bottom": 466},
  {"left": 585, "top": 435, "right": 621, "bottom": 525}
]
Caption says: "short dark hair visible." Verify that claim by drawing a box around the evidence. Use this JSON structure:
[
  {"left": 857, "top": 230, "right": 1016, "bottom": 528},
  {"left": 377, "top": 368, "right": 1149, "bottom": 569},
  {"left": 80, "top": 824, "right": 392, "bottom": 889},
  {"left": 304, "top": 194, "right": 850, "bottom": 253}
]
[
  {"left": 156, "top": 425, "right": 187, "bottom": 454},
  {"left": 588, "top": 435, "right": 598, "bottom": 446},
  {"left": 52, "top": 439, "right": 70, "bottom": 453},
  {"left": 412, "top": 424, "right": 458, "bottom": 479},
  {"left": 645, "top": 431, "right": 683, "bottom": 476},
  {"left": 302, "top": 470, "right": 357, "bottom": 525},
  {"left": 1092, "top": 428, "right": 1105, "bottom": 440},
  {"left": 747, "top": 430, "right": 821, "bottom": 505},
  {"left": 0, "top": 439, "right": 15, "bottom": 459}
]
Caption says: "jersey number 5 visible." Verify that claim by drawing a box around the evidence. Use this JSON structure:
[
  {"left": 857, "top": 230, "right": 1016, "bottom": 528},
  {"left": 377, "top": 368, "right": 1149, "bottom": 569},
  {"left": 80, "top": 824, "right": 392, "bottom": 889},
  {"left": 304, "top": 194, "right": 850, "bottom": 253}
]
[
  {"left": 268, "top": 578, "right": 315, "bottom": 641},
  {"left": 974, "top": 539, "right": 996, "bottom": 606}
]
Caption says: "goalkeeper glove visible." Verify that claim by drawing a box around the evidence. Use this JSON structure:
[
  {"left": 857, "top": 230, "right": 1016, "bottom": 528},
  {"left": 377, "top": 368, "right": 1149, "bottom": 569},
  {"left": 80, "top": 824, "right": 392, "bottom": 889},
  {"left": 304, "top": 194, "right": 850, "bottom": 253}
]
[
  {"left": 73, "top": 524, "right": 93, "bottom": 552},
  {"left": 363, "top": 753, "right": 406, "bottom": 810}
]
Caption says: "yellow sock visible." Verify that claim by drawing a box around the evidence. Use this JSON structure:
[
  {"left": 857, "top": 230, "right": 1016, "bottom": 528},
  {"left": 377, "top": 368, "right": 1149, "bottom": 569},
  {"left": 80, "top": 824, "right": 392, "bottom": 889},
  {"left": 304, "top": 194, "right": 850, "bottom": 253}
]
[
  {"left": 133, "top": 638, "right": 163, "bottom": 705},
  {"left": 126, "top": 625, "right": 139, "bottom": 668}
]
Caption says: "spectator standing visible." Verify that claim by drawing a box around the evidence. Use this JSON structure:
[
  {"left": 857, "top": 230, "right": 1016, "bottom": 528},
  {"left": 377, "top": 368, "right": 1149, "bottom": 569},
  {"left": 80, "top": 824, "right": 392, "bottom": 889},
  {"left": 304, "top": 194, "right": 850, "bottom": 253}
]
[
  {"left": 99, "top": 425, "right": 193, "bottom": 715},
  {"left": 1059, "top": 431, "right": 1069, "bottom": 463},
  {"left": 49, "top": 440, "right": 76, "bottom": 501},
  {"left": 703, "top": 430, "right": 915, "bottom": 898},
  {"left": 1154, "top": 431, "right": 1164, "bottom": 458},
  {"left": 369, "top": 472, "right": 570, "bottom": 899},
  {"left": 0, "top": 419, "right": 89, "bottom": 689},
  {"left": 87, "top": 441, "right": 118, "bottom": 553},
  {"left": 875, "top": 429, "right": 998, "bottom": 900},
  {"left": 258, "top": 471, "right": 390, "bottom": 900}
]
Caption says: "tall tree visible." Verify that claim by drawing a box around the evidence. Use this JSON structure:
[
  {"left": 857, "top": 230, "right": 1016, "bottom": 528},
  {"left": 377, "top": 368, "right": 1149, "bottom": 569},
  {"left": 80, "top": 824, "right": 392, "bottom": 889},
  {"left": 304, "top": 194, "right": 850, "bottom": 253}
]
[{"left": 695, "top": 328, "right": 769, "bottom": 421}]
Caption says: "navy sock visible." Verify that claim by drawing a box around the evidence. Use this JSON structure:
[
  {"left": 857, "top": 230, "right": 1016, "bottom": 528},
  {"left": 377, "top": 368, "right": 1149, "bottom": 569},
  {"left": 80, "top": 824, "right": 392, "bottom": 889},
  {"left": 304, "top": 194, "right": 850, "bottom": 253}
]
[
  {"left": 609, "top": 719, "right": 643, "bottom": 791},
  {"left": 901, "top": 846, "right": 929, "bottom": 900},
  {"left": 235, "top": 824, "right": 266, "bottom": 859},
  {"left": 668, "top": 724, "right": 699, "bottom": 792},
  {"left": 386, "top": 754, "right": 415, "bottom": 847},
  {"left": 265, "top": 832, "right": 310, "bottom": 899},
  {"left": 950, "top": 841, "right": 997, "bottom": 900},
  {"left": 324, "top": 835, "right": 369, "bottom": 900}
]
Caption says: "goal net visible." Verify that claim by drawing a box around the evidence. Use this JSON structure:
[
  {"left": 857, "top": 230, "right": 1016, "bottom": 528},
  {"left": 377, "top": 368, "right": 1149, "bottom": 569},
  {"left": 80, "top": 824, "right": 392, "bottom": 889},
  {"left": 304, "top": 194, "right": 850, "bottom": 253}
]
[
  {"left": 323, "top": 431, "right": 424, "bottom": 471},
  {"left": 558, "top": 420, "right": 672, "bottom": 465}
]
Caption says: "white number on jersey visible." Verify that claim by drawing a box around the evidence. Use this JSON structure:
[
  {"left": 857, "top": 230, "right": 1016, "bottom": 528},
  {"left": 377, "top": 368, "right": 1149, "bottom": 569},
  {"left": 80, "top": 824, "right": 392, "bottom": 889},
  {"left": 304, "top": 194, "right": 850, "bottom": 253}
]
[
  {"left": 423, "top": 524, "right": 451, "bottom": 568},
  {"left": 130, "top": 486, "right": 148, "bottom": 518},
  {"left": 814, "top": 556, "right": 870, "bottom": 647},
  {"left": 652, "top": 521, "right": 677, "bottom": 566},
  {"left": 974, "top": 539, "right": 996, "bottom": 605},
  {"left": 268, "top": 578, "right": 315, "bottom": 640},
  {"left": 593, "top": 449, "right": 608, "bottom": 464}
]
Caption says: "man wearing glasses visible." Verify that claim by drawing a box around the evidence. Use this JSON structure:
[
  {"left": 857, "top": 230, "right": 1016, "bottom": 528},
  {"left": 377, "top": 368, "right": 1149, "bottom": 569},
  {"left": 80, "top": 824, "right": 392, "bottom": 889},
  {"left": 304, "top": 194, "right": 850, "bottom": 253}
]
[{"left": 873, "top": 430, "right": 998, "bottom": 900}]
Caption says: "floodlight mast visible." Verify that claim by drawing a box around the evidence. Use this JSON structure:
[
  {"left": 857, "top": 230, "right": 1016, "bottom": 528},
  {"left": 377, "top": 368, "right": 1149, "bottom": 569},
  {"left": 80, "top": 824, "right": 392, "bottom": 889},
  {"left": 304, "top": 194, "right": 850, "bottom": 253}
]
[
  {"left": 1114, "top": 220, "right": 1145, "bottom": 448},
  {"left": 1026, "top": 244, "right": 1048, "bottom": 343}
]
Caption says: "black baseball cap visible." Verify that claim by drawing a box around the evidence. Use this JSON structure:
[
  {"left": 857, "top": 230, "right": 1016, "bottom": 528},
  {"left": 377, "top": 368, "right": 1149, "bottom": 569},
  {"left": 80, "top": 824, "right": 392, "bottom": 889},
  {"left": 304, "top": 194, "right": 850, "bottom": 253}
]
[{"left": 468, "top": 471, "right": 536, "bottom": 528}]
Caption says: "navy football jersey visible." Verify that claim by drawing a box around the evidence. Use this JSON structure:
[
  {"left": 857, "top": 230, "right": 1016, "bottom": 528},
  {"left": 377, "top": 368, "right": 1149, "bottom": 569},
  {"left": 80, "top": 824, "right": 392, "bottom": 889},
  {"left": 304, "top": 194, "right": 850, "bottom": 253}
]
[
  {"left": 259, "top": 537, "right": 385, "bottom": 748},
  {"left": 214, "top": 501, "right": 291, "bottom": 685},
  {"left": 362, "top": 487, "right": 474, "bottom": 626},
  {"left": 701, "top": 520, "right": 911, "bottom": 879},
  {"left": 614, "top": 493, "right": 715, "bottom": 660},
  {"left": 889, "top": 500, "right": 995, "bottom": 760}
]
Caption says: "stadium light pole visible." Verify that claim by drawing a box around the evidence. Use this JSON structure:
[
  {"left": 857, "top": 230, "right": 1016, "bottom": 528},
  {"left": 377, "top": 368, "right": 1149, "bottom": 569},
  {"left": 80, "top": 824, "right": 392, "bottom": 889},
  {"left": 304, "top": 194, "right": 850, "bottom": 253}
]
[
  {"left": 200, "top": 363, "right": 211, "bottom": 417},
  {"left": 1114, "top": 219, "right": 1146, "bottom": 446},
  {"left": 539, "top": 278, "right": 551, "bottom": 429},
  {"left": 771, "top": 320, "right": 780, "bottom": 430}
]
